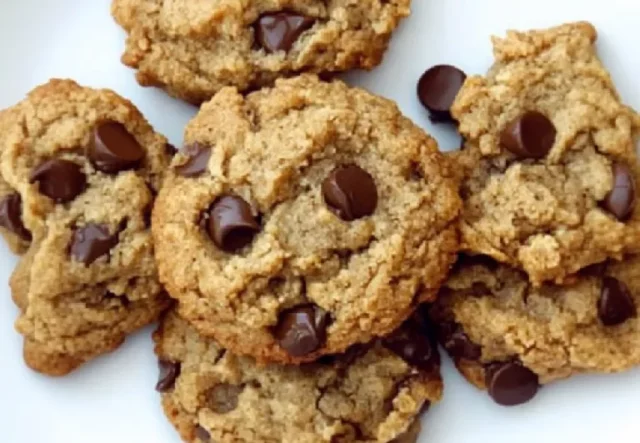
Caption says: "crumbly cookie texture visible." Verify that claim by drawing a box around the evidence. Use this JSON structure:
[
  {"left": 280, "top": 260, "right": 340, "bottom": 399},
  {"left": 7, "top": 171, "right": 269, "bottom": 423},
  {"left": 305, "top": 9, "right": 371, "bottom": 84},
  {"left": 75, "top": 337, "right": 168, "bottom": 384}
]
[
  {"left": 152, "top": 75, "right": 460, "bottom": 364},
  {"left": 451, "top": 21, "right": 640, "bottom": 286},
  {"left": 111, "top": 0, "right": 411, "bottom": 103},
  {"left": 0, "top": 79, "right": 172, "bottom": 375},
  {"left": 430, "top": 254, "right": 640, "bottom": 404},
  {"left": 154, "top": 310, "right": 442, "bottom": 443}
]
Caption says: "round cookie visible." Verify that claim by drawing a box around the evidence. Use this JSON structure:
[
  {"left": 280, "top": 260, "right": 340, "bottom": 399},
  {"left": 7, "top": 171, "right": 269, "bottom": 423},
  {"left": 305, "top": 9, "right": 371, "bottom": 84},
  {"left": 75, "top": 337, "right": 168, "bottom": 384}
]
[
  {"left": 429, "top": 254, "right": 640, "bottom": 406},
  {"left": 111, "top": 0, "right": 411, "bottom": 104},
  {"left": 152, "top": 74, "right": 461, "bottom": 364},
  {"left": 451, "top": 21, "right": 640, "bottom": 286},
  {"left": 154, "top": 309, "right": 443, "bottom": 443},
  {"left": 0, "top": 79, "right": 172, "bottom": 375}
]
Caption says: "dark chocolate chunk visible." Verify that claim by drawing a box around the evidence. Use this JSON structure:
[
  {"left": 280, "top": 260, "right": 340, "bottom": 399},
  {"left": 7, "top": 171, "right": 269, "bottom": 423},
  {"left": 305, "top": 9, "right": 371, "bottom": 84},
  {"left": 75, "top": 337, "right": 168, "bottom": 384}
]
[
  {"left": 70, "top": 223, "right": 120, "bottom": 265},
  {"left": 601, "top": 162, "right": 636, "bottom": 221},
  {"left": 322, "top": 164, "right": 378, "bottom": 221},
  {"left": 485, "top": 360, "right": 539, "bottom": 406},
  {"left": 500, "top": 111, "right": 556, "bottom": 159},
  {"left": 274, "top": 304, "right": 328, "bottom": 357},
  {"left": 207, "top": 195, "right": 260, "bottom": 253},
  {"left": 156, "top": 360, "right": 181, "bottom": 392},
  {"left": 254, "top": 12, "right": 315, "bottom": 53},
  {"left": 0, "top": 193, "right": 31, "bottom": 240},
  {"left": 598, "top": 276, "right": 637, "bottom": 326},
  {"left": 176, "top": 143, "right": 212, "bottom": 177},
  {"left": 417, "top": 65, "right": 467, "bottom": 123},
  {"left": 30, "top": 159, "right": 87, "bottom": 203},
  {"left": 88, "top": 121, "right": 145, "bottom": 173}
]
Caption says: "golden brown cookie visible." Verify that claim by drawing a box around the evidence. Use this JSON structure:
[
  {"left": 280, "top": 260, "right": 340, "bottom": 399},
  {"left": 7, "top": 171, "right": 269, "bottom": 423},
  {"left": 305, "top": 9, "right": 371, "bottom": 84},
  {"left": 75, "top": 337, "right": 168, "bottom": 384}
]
[
  {"left": 0, "top": 79, "right": 172, "bottom": 375},
  {"left": 111, "top": 0, "right": 411, "bottom": 103},
  {"left": 429, "top": 254, "right": 640, "bottom": 406},
  {"left": 152, "top": 75, "right": 461, "bottom": 364},
  {"left": 451, "top": 22, "right": 640, "bottom": 286},
  {"left": 154, "top": 309, "right": 442, "bottom": 443}
]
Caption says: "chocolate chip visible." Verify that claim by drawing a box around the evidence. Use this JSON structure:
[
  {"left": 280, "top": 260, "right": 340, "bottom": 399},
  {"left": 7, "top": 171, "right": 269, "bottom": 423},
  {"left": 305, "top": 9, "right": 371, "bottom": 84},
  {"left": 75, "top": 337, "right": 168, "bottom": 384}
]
[
  {"left": 155, "top": 360, "right": 181, "bottom": 392},
  {"left": 580, "top": 261, "right": 609, "bottom": 277},
  {"left": 598, "top": 276, "right": 637, "bottom": 326},
  {"left": 384, "top": 322, "right": 440, "bottom": 371},
  {"left": 207, "top": 383, "right": 243, "bottom": 414},
  {"left": 175, "top": 143, "right": 212, "bottom": 177},
  {"left": 88, "top": 121, "right": 145, "bottom": 173},
  {"left": 500, "top": 111, "right": 556, "bottom": 159},
  {"left": 254, "top": 12, "right": 315, "bottom": 53},
  {"left": 70, "top": 223, "right": 120, "bottom": 265},
  {"left": 165, "top": 143, "right": 178, "bottom": 156},
  {"left": 417, "top": 65, "right": 466, "bottom": 123},
  {"left": 438, "top": 323, "right": 481, "bottom": 360},
  {"left": 194, "top": 425, "right": 210, "bottom": 442},
  {"left": 601, "top": 162, "right": 636, "bottom": 221},
  {"left": 207, "top": 195, "right": 260, "bottom": 253},
  {"left": 0, "top": 193, "right": 31, "bottom": 241},
  {"left": 274, "top": 304, "right": 328, "bottom": 357},
  {"left": 322, "top": 164, "right": 377, "bottom": 221},
  {"left": 29, "top": 159, "right": 87, "bottom": 203},
  {"left": 485, "top": 361, "right": 539, "bottom": 406}
]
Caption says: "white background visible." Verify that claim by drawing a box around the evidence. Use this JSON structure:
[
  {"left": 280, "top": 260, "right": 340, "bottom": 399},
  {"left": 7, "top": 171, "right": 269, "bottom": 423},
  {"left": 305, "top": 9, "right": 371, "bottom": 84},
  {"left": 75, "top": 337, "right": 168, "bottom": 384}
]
[{"left": 1, "top": 1, "right": 639, "bottom": 442}]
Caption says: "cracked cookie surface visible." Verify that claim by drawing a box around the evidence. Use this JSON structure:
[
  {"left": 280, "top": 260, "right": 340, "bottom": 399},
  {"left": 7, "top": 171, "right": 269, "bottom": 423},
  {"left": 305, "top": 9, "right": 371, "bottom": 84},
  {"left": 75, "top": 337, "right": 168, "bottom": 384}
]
[
  {"left": 429, "top": 254, "right": 640, "bottom": 405},
  {"left": 152, "top": 75, "right": 460, "bottom": 364},
  {"left": 111, "top": 0, "right": 411, "bottom": 103},
  {"left": 0, "top": 79, "right": 171, "bottom": 375},
  {"left": 154, "top": 310, "right": 442, "bottom": 443},
  {"left": 451, "top": 21, "right": 640, "bottom": 286}
]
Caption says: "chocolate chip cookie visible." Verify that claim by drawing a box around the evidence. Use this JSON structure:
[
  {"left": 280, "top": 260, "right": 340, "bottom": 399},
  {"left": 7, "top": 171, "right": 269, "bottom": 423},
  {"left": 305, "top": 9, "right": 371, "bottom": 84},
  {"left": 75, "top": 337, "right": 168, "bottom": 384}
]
[
  {"left": 152, "top": 75, "right": 461, "bottom": 364},
  {"left": 0, "top": 79, "right": 172, "bottom": 375},
  {"left": 429, "top": 254, "right": 640, "bottom": 406},
  {"left": 451, "top": 21, "right": 640, "bottom": 286},
  {"left": 111, "top": 0, "right": 411, "bottom": 103},
  {"left": 154, "top": 309, "right": 443, "bottom": 442}
]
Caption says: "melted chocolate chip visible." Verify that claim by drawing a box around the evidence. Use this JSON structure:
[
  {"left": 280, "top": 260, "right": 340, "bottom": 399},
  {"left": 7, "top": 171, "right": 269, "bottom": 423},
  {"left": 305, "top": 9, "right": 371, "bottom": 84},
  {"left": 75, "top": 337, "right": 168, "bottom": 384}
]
[
  {"left": 0, "top": 193, "right": 31, "bottom": 240},
  {"left": 156, "top": 360, "right": 181, "bottom": 392},
  {"left": 30, "top": 159, "right": 87, "bottom": 203},
  {"left": 322, "top": 164, "right": 378, "bottom": 221},
  {"left": 485, "top": 360, "right": 539, "bottom": 406},
  {"left": 207, "top": 195, "right": 260, "bottom": 253},
  {"left": 254, "top": 12, "right": 315, "bottom": 53},
  {"left": 598, "top": 276, "right": 637, "bottom": 326},
  {"left": 70, "top": 223, "right": 120, "bottom": 265},
  {"left": 194, "top": 425, "right": 211, "bottom": 442},
  {"left": 384, "top": 321, "right": 440, "bottom": 371},
  {"left": 580, "top": 261, "right": 609, "bottom": 277},
  {"left": 438, "top": 322, "right": 481, "bottom": 360},
  {"left": 207, "top": 384, "right": 243, "bottom": 414},
  {"left": 601, "top": 162, "right": 636, "bottom": 221},
  {"left": 165, "top": 143, "right": 178, "bottom": 156},
  {"left": 500, "top": 111, "right": 556, "bottom": 159},
  {"left": 274, "top": 304, "right": 328, "bottom": 357},
  {"left": 417, "top": 65, "right": 467, "bottom": 123},
  {"left": 88, "top": 121, "right": 145, "bottom": 173},
  {"left": 175, "top": 143, "right": 212, "bottom": 177}
]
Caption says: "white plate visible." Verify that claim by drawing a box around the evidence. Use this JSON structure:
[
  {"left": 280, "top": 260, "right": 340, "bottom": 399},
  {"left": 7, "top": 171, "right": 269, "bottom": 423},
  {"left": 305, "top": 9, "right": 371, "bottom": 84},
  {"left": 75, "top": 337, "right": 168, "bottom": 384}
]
[{"left": 1, "top": 1, "right": 639, "bottom": 442}]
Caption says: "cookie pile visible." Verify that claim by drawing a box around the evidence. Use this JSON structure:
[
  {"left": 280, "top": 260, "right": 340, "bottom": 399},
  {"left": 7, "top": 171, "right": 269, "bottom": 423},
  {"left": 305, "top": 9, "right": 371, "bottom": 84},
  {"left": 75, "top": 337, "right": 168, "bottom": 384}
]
[
  {"left": 427, "top": 22, "right": 640, "bottom": 406},
  {"left": 0, "top": 1, "right": 638, "bottom": 442}
]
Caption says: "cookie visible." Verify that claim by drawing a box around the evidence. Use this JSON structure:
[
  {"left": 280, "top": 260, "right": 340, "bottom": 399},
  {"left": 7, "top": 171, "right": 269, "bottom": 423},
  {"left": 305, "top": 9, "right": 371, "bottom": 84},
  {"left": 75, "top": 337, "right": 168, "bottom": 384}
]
[
  {"left": 152, "top": 74, "right": 461, "bottom": 364},
  {"left": 429, "top": 254, "right": 640, "bottom": 406},
  {"left": 154, "top": 309, "right": 443, "bottom": 443},
  {"left": 0, "top": 79, "right": 172, "bottom": 375},
  {"left": 111, "top": 0, "right": 411, "bottom": 104},
  {"left": 451, "top": 21, "right": 640, "bottom": 286}
]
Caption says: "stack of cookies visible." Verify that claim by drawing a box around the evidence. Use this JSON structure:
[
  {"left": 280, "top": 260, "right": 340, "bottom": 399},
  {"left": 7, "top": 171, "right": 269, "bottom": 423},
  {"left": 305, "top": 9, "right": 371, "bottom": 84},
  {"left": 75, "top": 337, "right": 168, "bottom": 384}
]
[
  {"left": 0, "top": 0, "right": 639, "bottom": 441},
  {"left": 429, "top": 22, "right": 640, "bottom": 406}
]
